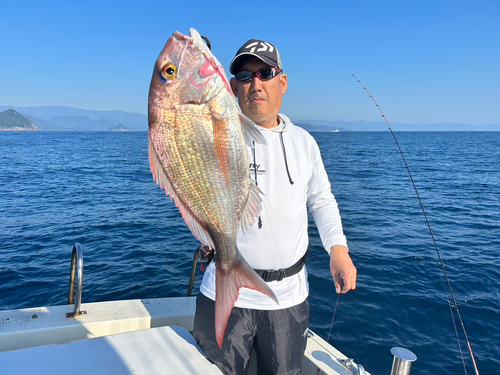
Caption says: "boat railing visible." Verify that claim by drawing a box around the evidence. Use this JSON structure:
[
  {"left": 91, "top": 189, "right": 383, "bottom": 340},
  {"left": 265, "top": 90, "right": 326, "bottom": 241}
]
[{"left": 66, "top": 243, "right": 87, "bottom": 318}]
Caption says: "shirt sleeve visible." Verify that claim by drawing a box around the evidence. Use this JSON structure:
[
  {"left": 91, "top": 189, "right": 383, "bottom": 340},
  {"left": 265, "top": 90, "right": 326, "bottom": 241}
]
[{"left": 306, "top": 138, "right": 348, "bottom": 254}]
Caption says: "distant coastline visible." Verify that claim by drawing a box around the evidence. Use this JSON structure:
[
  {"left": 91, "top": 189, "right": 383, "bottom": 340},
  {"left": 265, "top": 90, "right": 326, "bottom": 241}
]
[
  {"left": 1, "top": 106, "right": 499, "bottom": 132},
  {"left": 0, "top": 107, "right": 138, "bottom": 132},
  {"left": 295, "top": 120, "right": 500, "bottom": 132}
]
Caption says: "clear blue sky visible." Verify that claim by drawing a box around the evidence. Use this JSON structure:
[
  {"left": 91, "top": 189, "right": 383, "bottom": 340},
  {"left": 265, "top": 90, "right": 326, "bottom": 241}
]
[{"left": 1, "top": 0, "right": 499, "bottom": 125}]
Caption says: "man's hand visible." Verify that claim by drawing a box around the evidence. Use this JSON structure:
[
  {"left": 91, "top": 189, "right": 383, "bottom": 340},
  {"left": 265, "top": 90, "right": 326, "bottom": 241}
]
[{"left": 330, "top": 245, "right": 357, "bottom": 294}]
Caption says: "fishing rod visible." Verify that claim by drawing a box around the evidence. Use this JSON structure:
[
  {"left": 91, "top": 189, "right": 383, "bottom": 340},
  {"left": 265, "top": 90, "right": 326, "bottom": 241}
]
[{"left": 352, "top": 74, "right": 480, "bottom": 375}]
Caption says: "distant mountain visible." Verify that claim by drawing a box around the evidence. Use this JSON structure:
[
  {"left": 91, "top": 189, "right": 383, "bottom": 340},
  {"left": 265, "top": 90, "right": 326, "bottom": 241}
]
[
  {"left": 108, "top": 123, "right": 134, "bottom": 131},
  {"left": 47, "top": 116, "right": 117, "bottom": 131},
  {"left": 0, "top": 106, "right": 148, "bottom": 131},
  {"left": 23, "top": 114, "right": 67, "bottom": 131},
  {"left": 0, "top": 109, "right": 39, "bottom": 131},
  {"left": 296, "top": 120, "right": 500, "bottom": 132}
]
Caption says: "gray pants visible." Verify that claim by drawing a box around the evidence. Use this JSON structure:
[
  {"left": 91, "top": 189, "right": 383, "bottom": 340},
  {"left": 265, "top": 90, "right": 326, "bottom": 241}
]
[{"left": 193, "top": 293, "right": 310, "bottom": 375}]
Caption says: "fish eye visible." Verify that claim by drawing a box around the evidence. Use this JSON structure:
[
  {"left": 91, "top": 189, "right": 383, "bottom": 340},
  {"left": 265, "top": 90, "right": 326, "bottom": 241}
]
[{"left": 161, "top": 63, "right": 177, "bottom": 80}]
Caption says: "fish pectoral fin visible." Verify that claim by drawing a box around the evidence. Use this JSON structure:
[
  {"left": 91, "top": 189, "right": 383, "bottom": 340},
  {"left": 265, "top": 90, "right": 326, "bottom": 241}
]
[
  {"left": 215, "top": 258, "right": 278, "bottom": 348},
  {"left": 212, "top": 115, "right": 231, "bottom": 188},
  {"left": 148, "top": 134, "right": 215, "bottom": 248},
  {"left": 239, "top": 112, "right": 267, "bottom": 146},
  {"left": 240, "top": 182, "right": 264, "bottom": 233}
]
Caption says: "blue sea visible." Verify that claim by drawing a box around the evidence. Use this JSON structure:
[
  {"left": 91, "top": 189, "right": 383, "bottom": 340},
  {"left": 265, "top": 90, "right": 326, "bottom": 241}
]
[{"left": 1, "top": 131, "right": 498, "bottom": 375}]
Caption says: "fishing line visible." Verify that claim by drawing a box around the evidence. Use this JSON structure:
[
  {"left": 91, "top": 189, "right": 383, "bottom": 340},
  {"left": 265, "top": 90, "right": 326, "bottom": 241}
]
[
  {"left": 326, "top": 290, "right": 341, "bottom": 343},
  {"left": 442, "top": 277, "right": 469, "bottom": 374},
  {"left": 352, "top": 74, "right": 480, "bottom": 375},
  {"left": 315, "top": 290, "right": 341, "bottom": 375}
]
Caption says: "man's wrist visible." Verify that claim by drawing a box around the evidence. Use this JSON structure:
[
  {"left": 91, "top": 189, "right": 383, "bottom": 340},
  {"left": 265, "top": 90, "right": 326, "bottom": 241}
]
[{"left": 330, "top": 245, "right": 349, "bottom": 255}]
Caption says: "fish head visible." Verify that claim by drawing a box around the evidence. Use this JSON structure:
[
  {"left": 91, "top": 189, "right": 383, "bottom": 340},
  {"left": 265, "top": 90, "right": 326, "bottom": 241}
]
[{"left": 148, "top": 28, "right": 231, "bottom": 121}]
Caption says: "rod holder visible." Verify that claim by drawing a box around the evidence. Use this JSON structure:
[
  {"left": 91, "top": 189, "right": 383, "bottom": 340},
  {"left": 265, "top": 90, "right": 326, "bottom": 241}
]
[
  {"left": 390, "top": 347, "right": 417, "bottom": 375},
  {"left": 67, "top": 243, "right": 87, "bottom": 318}
]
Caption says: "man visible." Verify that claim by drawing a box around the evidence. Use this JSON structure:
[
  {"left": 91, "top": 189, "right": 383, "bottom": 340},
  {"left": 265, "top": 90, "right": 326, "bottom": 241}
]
[{"left": 193, "top": 39, "right": 357, "bottom": 375}]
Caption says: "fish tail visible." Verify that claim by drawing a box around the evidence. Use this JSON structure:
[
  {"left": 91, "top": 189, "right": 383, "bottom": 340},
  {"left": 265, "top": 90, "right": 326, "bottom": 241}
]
[{"left": 214, "top": 259, "right": 278, "bottom": 348}]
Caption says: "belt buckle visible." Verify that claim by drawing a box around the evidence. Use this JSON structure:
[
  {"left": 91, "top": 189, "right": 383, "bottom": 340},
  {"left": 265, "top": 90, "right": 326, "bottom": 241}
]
[
  {"left": 260, "top": 270, "right": 270, "bottom": 281},
  {"left": 275, "top": 269, "right": 286, "bottom": 282}
]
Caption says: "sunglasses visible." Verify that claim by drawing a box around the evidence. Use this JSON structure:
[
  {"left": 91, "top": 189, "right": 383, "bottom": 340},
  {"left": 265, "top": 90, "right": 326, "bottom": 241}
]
[{"left": 234, "top": 67, "right": 283, "bottom": 82}]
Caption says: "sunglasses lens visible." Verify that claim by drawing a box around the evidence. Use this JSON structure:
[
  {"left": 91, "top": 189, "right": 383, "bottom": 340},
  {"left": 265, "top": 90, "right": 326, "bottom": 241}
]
[
  {"left": 235, "top": 71, "right": 253, "bottom": 82},
  {"left": 258, "top": 69, "right": 275, "bottom": 80},
  {"left": 235, "top": 68, "right": 281, "bottom": 82}
]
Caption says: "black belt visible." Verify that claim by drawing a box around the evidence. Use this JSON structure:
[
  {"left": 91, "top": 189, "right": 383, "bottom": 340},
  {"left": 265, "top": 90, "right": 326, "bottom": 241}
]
[{"left": 254, "top": 249, "right": 309, "bottom": 282}]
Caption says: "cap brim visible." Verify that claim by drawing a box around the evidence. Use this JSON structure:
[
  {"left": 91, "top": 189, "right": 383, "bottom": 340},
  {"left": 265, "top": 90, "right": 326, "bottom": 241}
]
[{"left": 229, "top": 52, "right": 278, "bottom": 75}]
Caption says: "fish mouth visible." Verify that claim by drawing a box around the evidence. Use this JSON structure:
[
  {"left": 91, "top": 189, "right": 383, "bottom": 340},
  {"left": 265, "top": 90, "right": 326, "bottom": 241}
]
[
  {"left": 165, "top": 29, "right": 227, "bottom": 95},
  {"left": 172, "top": 30, "right": 189, "bottom": 42},
  {"left": 170, "top": 29, "right": 203, "bottom": 49},
  {"left": 169, "top": 29, "right": 211, "bottom": 57}
]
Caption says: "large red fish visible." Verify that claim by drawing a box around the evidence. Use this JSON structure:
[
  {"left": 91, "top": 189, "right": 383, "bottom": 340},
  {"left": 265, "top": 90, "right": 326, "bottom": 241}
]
[{"left": 148, "top": 28, "right": 278, "bottom": 347}]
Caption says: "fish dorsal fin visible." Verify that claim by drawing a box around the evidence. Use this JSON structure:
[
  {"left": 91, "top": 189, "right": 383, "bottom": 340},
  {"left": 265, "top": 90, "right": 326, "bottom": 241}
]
[
  {"left": 239, "top": 112, "right": 267, "bottom": 147},
  {"left": 240, "top": 182, "right": 264, "bottom": 233},
  {"left": 148, "top": 134, "right": 215, "bottom": 248}
]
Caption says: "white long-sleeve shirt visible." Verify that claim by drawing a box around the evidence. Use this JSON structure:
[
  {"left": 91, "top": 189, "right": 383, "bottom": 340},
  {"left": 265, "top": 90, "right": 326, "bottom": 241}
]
[{"left": 199, "top": 113, "right": 348, "bottom": 309}]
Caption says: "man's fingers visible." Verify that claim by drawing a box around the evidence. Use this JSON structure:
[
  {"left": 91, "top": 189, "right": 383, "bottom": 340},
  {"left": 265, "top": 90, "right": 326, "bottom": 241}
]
[
  {"left": 336, "top": 273, "right": 356, "bottom": 294},
  {"left": 334, "top": 274, "right": 344, "bottom": 293},
  {"left": 330, "top": 246, "right": 357, "bottom": 294},
  {"left": 344, "top": 273, "right": 356, "bottom": 292}
]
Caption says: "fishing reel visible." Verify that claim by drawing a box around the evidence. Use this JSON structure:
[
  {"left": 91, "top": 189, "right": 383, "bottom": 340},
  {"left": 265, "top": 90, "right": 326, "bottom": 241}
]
[
  {"left": 197, "top": 244, "right": 214, "bottom": 271},
  {"left": 187, "top": 244, "right": 214, "bottom": 297}
]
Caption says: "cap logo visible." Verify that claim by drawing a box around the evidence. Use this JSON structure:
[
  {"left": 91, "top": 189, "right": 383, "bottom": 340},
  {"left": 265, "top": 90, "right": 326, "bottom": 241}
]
[{"left": 244, "top": 41, "right": 274, "bottom": 53}]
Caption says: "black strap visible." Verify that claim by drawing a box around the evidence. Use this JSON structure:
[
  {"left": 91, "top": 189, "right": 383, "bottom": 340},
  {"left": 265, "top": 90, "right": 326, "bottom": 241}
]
[{"left": 254, "top": 249, "right": 309, "bottom": 282}]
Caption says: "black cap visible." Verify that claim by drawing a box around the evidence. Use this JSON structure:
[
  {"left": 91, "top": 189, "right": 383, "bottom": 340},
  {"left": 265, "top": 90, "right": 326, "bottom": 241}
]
[{"left": 229, "top": 39, "right": 282, "bottom": 75}]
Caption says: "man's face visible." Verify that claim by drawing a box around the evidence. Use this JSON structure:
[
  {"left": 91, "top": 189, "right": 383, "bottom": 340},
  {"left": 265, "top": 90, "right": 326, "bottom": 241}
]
[{"left": 230, "top": 58, "right": 287, "bottom": 129}]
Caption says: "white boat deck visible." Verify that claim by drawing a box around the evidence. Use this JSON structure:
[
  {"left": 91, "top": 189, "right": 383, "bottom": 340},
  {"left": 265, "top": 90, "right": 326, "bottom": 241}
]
[
  {"left": 0, "top": 297, "right": 369, "bottom": 375},
  {"left": 0, "top": 297, "right": 195, "bottom": 352},
  {"left": 1, "top": 325, "right": 222, "bottom": 375}
]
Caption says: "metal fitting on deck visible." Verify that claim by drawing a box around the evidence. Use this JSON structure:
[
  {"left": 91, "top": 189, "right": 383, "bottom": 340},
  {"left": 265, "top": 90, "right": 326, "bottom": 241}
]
[{"left": 390, "top": 347, "right": 417, "bottom": 375}]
